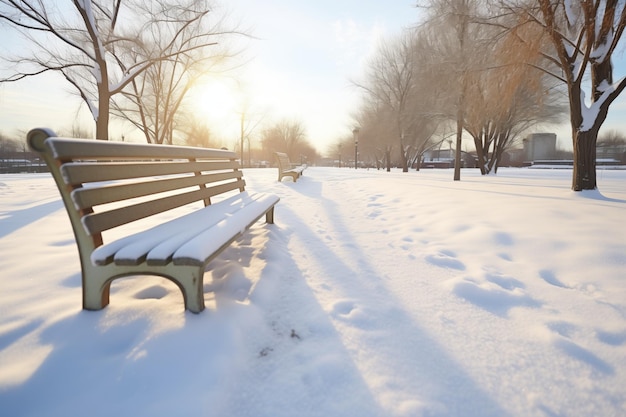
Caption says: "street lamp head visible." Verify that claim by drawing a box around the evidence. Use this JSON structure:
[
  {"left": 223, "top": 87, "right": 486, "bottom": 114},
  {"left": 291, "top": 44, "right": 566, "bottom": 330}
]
[{"left": 353, "top": 127, "right": 360, "bottom": 144}]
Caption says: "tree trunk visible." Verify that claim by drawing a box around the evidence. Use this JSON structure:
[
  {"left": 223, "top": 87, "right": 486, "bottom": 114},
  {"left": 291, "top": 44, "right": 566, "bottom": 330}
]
[
  {"left": 400, "top": 142, "right": 408, "bottom": 173},
  {"left": 454, "top": 84, "right": 465, "bottom": 180},
  {"left": 454, "top": 114, "right": 462, "bottom": 180},
  {"left": 572, "top": 129, "right": 598, "bottom": 191},
  {"left": 414, "top": 153, "right": 422, "bottom": 171},
  {"left": 96, "top": 79, "right": 110, "bottom": 140},
  {"left": 473, "top": 135, "right": 486, "bottom": 175},
  {"left": 494, "top": 132, "right": 509, "bottom": 174},
  {"left": 95, "top": 112, "right": 109, "bottom": 140},
  {"left": 385, "top": 146, "right": 391, "bottom": 172},
  {"left": 568, "top": 80, "right": 600, "bottom": 191}
]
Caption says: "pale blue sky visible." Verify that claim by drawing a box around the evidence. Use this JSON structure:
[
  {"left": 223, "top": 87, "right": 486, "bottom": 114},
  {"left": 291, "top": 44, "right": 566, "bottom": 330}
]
[{"left": 1, "top": 1, "right": 625, "bottom": 154}]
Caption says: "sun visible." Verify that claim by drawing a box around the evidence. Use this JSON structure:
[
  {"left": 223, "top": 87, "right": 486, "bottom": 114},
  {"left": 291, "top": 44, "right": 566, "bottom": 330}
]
[{"left": 190, "top": 79, "right": 240, "bottom": 124}]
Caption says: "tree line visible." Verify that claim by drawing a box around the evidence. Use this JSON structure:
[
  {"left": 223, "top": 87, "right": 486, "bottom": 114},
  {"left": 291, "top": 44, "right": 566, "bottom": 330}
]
[
  {"left": 347, "top": 0, "right": 626, "bottom": 191},
  {"left": 0, "top": 0, "right": 319, "bottom": 165},
  {"left": 2, "top": 1, "right": 626, "bottom": 190}
]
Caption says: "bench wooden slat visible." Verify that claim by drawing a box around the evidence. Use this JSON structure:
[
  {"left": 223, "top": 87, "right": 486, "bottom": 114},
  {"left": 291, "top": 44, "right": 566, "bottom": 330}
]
[
  {"left": 90, "top": 191, "right": 269, "bottom": 267},
  {"left": 47, "top": 137, "right": 237, "bottom": 160},
  {"left": 71, "top": 171, "right": 243, "bottom": 209},
  {"left": 82, "top": 179, "right": 246, "bottom": 234},
  {"left": 173, "top": 193, "right": 279, "bottom": 266},
  {"left": 61, "top": 160, "right": 239, "bottom": 184}
]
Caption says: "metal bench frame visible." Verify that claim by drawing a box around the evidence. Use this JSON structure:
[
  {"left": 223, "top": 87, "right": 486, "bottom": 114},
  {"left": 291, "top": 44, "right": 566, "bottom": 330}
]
[
  {"left": 275, "top": 152, "right": 306, "bottom": 182},
  {"left": 28, "top": 128, "right": 279, "bottom": 313}
]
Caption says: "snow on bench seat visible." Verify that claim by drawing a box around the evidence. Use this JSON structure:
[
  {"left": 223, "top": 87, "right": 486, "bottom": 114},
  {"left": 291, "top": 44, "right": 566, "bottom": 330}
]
[{"left": 92, "top": 191, "right": 278, "bottom": 267}]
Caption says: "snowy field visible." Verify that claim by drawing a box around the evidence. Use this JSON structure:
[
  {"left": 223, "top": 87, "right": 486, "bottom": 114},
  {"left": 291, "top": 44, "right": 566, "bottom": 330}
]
[{"left": 0, "top": 166, "right": 625, "bottom": 417}]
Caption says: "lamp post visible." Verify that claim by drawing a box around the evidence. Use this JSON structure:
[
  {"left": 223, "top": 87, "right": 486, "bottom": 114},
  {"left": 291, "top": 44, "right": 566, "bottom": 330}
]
[
  {"left": 353, "top": 127, "right": 359, "bottom": 169},
  {"left": 338, "top": 144, "right": 342, "bottom": 168}
]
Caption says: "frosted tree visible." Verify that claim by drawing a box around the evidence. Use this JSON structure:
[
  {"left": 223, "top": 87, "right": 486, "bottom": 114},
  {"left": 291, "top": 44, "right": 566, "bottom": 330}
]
[
  {"left": 0, "top": 0, "right": 231, "bottom": 141},
  {"left": 506, "top": 0, "right": 626, "bottom": 190}
]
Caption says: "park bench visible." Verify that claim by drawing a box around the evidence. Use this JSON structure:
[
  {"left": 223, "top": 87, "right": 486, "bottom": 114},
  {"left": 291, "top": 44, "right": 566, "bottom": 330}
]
[
  {"left": 275, "top": 152, "right": 306, "bottom": 182},
  {"left": 28, "top": 128, "right": 279, "bottom": 313}
]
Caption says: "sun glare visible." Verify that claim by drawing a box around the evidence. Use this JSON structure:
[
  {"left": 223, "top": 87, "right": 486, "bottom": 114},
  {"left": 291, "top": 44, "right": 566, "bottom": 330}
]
[{"left": 192, "top": 80, "right": 239, "bottom": 121}]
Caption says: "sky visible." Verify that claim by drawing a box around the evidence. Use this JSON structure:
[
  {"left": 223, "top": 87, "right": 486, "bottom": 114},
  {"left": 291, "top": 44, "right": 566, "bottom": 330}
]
[
  {"left": 215, "top": 0, "right": 422, "bottom": 153},
  {"left": 1, "top": 166, "right": 625, "bottom": 416},
  {"left": 0, "top": 0, "right": 420, "bottom": 154},
  {"left": 1, "top": 1, "right": 626, "bottom": 155}
]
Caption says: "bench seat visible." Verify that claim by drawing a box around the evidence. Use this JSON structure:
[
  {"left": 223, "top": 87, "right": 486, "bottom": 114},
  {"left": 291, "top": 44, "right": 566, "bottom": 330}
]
[{"left": 92, "top": 191, "right": 278, "bottom": 267}]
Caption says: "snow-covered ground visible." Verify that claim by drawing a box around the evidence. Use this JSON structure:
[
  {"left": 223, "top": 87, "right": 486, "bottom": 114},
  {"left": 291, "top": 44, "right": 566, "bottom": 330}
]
[{"left": 1, "top": 167, "right": 625, "bottom": 417}]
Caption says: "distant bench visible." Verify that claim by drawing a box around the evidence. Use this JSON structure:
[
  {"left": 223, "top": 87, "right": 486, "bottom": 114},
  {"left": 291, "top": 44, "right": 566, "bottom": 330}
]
[
  {"left": 275, "top": 152, "right": 306, "bottom": 182},
  {"left": 28, "top": 128, "right": 279, "bottom": 313}
]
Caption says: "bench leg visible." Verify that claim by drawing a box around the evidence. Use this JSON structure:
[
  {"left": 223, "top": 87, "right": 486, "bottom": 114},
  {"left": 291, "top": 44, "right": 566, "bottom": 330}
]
[
  {"left": 82, "top": 267, "right": 113, "bottom": 311},
  {"left": 266, "top": 206, "right": 275, "bottom": 224},
  {"left": 81, "top": 264, "right": 206, "bottom": 313},
  {"left": 170, "top": 265, "right": 206, "bottom": 313},
  {"left": 278, "top": 172, "right": 299, "bottom": 182}
]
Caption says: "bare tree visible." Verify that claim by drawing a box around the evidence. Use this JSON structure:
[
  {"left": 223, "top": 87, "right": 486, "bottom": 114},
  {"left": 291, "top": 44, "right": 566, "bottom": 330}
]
[
  {"left": 504, "top": 0, "right": 626, "bottom": 190},
  {"left": 181, "top": 118, "right": 215, "bottom": 148},
  {"left": 0, "top": 0, "right": 234, "bottom": 140},
  {"left": 418, "top": 0, "right": 570, "bottom": 176},
  {"left": 260, "top": 119, "right": 316, "bottom": 163},
  {"left": 462, "top": 19, "right": 566, "bottom": 174},
  {"left": 110, "top": 1, "right": 241, "bottom": 144},
  {"left": 236, "top": 92, "right": 267, "bottom": 166},
  {"left": 421, "top": 0, "right": 479, "bottom": 180},
  {"left": 598, "top": 129, "right": 626, "bottom": 146},
  {"left": 351, "top": 100, "right": 394, "bottom": 170},
  {"left": 0, "top": 132, "right": 20, "bottom": 152},
  {"left": 355, "top": 30, "right": 441, "bottom": 172}
]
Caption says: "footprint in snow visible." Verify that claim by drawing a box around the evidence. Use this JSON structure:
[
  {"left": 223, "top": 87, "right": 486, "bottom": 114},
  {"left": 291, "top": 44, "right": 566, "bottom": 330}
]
[
  {"left": 450, "top": 275, "right": 540, "bottom": 317},
  {"left": 493, "top": 231, "right": 514, "bottom": 246},
  {"left": 485, "top": 272, "right": 525, "bottom": 291},
  {"left": 540, "top": 321, "right": 614, "bottom": 375},
  {"left": 426, "top": 250, "right": 466, "bottom": 271},
  {"left": 546, "top": 321, "right": 578, "bottom": 338},
  {"left": 330, "top": 300, "right": 376, "bottom": 330},
  {"left": 539, "top": 269, "right": 569, "bottom": 288},
  {"left": 596, "top": 329, "right": 626, "bottom": 346},
  {"left": 497, "top": 252, "right": 512, "bottom": 261},
  {"left": 554, "top": 338, "right": 614, "bottom": 375},
  {"left": 332, "top": 300, "right": 355, "bottom": 316}
]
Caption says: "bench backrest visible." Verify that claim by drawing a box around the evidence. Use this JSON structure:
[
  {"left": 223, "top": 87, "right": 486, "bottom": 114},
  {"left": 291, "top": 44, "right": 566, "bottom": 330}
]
[
  {"left": 28, "top": 128, "right": 245, "bottom": 253},
  {"left": 275, "top": 152, "right": 293, "bottom": 170}
]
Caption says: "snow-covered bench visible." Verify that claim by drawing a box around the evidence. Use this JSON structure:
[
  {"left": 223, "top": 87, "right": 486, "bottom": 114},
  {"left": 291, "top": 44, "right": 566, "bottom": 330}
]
[
  {"left": 275, "top": 152, "right": 306, "bottom": 182},
  {"left": 28, "top": 128, "right": 279, "bottom": 313}
]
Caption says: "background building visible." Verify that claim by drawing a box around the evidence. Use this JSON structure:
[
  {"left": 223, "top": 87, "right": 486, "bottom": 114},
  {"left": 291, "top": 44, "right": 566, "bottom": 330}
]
[{"left": 523, "top": 133, "right": 557, "bottom": 161}]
